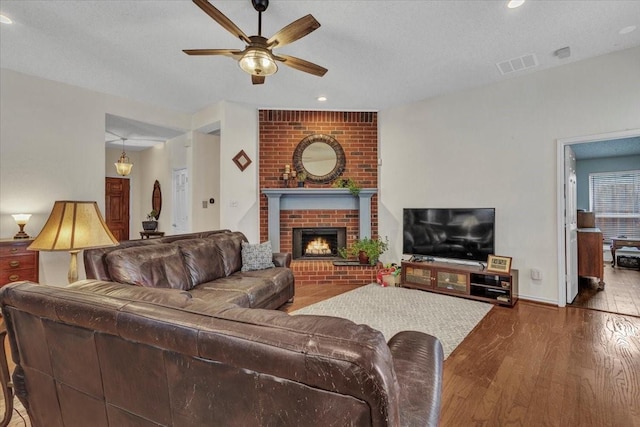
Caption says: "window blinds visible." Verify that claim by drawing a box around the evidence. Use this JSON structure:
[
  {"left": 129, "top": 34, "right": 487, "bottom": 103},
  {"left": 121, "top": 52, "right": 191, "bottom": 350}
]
[{"left": 589, "top": 170, "right": 640, "bottom": 242}]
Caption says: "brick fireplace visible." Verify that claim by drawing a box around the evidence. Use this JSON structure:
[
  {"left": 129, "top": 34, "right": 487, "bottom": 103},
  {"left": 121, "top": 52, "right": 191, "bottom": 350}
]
[{"left": 259, "top": 110, "right": 379, "bottom": 286}]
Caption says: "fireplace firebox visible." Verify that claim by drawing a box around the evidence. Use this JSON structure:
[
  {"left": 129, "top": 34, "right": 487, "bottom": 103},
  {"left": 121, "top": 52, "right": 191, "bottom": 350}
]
[{"left": 293, "top": 227, "right": 346, "bottom": 260}]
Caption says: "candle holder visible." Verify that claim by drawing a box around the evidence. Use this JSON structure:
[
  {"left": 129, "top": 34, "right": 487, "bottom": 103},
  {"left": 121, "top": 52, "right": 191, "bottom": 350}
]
[{"left": 281, "top": 166, "right": 300, "bottom": 188}]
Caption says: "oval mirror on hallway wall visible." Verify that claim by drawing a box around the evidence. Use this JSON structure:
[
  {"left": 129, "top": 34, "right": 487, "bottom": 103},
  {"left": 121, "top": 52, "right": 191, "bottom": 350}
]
[
  {"left": 152, "top": 180, "right": 162, "bottom": 219},
  {"left": 293, "top": 134, "right": 345, "bottom": 184}
]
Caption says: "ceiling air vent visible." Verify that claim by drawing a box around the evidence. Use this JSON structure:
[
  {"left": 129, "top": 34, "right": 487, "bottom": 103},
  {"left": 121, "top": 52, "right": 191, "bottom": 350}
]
[{"left": 496, "top": 53, "right": 538, "bottom": 75}]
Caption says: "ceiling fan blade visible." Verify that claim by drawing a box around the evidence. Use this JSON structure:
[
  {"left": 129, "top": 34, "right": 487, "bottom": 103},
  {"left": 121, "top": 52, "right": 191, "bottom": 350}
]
[
  {"left": 105, "top": 138, "right": 122, "bottom": 144},
  {"left": 192, "top": 0, "right": 251, "bottom": 44},
  {"left": 252, "top": 75, "right": 266, "bottom": 85},
  {"left": 267, "top": 14, "right": 320, "bottom": 48},
  {"left": 275, "top": 54, "right": 327, "bottom": 77},
  {"left": 183, "top": 49, "right": 242, "bottom": 58}
]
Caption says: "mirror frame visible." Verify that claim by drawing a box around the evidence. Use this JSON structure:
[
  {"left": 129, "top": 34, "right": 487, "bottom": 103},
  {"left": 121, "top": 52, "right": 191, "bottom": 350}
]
[
  {"left": 152, "top": 180, "right": 162, "bottom": 219},
  {"left": 293, "top": 134, "right": 345, "bottom": 184}
]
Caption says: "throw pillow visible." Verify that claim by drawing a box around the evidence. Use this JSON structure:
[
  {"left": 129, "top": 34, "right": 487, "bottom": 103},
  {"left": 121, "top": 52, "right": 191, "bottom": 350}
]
[{"left": 241, "top": 240, "right": 275, "bottom": 272}]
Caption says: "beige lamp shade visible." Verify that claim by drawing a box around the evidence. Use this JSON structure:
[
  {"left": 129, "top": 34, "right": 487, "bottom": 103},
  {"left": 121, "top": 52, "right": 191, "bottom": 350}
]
[{"left": 28, "top": 201, "right": 118, "bottom": 283}]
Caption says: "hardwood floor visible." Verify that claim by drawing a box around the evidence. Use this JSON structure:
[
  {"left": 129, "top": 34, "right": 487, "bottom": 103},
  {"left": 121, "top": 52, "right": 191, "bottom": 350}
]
[
  {"left": 284, "top": 283, "right": 640, "bottom": 426},
  {"left": 2, "top": 282, "right": 639, "bottom": 426},
  {"left": 571, "top": 264, "right": 640, "bottom": 317}
]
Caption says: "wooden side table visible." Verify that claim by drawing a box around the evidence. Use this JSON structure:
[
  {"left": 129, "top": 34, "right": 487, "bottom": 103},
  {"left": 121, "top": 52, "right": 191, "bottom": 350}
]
[
  {"left": 0, "top": 239, "right": 39, "bottom": 287},
  {"left": 140, "top": 231, "right": 165, "bottom": 239}
]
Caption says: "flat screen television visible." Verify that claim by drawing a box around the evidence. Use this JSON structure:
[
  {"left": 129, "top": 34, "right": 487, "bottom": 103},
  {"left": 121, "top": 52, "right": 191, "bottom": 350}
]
[{"left": 403, "top": 208, "right": 495, "bottom": 262}]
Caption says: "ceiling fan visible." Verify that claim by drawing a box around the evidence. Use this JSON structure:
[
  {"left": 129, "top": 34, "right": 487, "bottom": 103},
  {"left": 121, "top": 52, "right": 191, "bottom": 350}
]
[{"left": 183, "top": 0, "right": 328, "bottom": 85}]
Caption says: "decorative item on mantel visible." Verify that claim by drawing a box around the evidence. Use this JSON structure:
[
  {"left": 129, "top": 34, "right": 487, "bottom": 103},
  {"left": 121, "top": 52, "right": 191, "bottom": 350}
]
[
  {"left": 281, "top": 164, "right": 300, "bottom": 188},
  {"left": 332, "top": 177, "right": 361, "bottom": 196},
  {"left": 296, "top": 171, "right": 307, "bottom": 187}
]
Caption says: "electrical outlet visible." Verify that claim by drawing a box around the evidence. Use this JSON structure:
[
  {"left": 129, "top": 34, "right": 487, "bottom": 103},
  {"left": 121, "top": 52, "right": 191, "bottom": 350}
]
[
  {"left": 202, "top": 201, "right": 208, "bottom": 208},
  {"left": 230, "top": 200, "right": 238, "bottom": 208},
  {"left": 531, "top": 268, "right": 542, "bottom": 280}
]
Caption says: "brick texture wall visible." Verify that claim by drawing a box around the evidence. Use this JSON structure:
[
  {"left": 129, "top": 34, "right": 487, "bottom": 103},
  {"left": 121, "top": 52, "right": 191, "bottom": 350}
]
[{"left": 258, "top": 110, "right": 379, "bottom": 286}]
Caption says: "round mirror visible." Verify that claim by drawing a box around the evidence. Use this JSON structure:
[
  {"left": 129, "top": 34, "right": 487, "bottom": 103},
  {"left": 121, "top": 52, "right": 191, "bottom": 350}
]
[
  {"left": 293, "top": 134, "right": 345, "bottom": 183},
  {"left": 302, "top": 142, "right": 337, "bottom": 176}
]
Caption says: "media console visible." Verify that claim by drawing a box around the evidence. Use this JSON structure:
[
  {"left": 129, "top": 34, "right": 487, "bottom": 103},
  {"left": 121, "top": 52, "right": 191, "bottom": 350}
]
[{"left": 401, "top": 260, "right": 518, "bottom": 307}]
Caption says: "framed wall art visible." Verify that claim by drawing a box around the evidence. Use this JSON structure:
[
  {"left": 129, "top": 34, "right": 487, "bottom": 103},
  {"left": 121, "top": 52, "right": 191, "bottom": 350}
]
[
  {"left": 232, "top": 150, "right": 252, "bottom": 171},
  {"left": 486, "top": 255, "right": 512, "bottom": 274}
]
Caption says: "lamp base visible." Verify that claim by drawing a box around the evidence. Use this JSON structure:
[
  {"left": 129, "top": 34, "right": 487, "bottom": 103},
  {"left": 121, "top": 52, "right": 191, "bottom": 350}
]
[
  {"left": 68, "top": 250, "right": 80, "bottom": 284},
  {"left": 14, "top": 228, "right": 29, "bottom": 239}
]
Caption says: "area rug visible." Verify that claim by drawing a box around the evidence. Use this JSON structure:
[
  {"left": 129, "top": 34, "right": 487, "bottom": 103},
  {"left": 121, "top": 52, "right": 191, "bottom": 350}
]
[{"left": 291, "top": 284, "right": 493, "bottom": 358}]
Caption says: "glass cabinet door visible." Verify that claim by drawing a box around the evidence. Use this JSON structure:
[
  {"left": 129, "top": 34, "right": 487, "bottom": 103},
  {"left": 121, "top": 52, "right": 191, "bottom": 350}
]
[
  {"left": 405, "top": 266, "right": 433, "bottom": 287},
  {"left": 436, "top": 271, "right": 467, "bottom": 293}
]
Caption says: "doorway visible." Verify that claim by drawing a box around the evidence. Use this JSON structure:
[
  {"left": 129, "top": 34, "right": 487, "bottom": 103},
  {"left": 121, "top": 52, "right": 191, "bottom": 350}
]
[
  {"left": 173, "top": 168, "right": 189, "bottom": 234},
  {"left": 556, "top": 128, "right": 640, "bottom": 309},
  {"left": 105, "top": 177, "right": 130, "bottom": 241}
]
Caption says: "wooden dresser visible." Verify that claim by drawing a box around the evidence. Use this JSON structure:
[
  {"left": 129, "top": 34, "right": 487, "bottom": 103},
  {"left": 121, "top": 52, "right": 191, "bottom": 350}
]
[
  {"left": 0, "top": 239, "right": 39, "bottom": 287},
  {"left": 577, "top": 228, "right": 604, "bottom": 289}
]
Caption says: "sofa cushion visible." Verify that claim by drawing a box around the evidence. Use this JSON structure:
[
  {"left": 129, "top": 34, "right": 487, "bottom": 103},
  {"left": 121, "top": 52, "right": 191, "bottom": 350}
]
[
  {"left": 241, "top": 241, "right": 275, "bottom": 272},
  {"left": 210, "top": 232, "right": 246, "bottom": 276},
  {"left": 105, "top": 244, "right": 192, "bottom": 290},
  {"left": 177, "top": 238, "right": 226, "bottom": 287}
]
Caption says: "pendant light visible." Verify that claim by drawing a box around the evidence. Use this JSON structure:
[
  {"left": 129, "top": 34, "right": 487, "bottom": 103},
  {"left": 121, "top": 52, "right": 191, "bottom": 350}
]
[{"left": 114, "top": 137, "right": 133, "bottom": 176}]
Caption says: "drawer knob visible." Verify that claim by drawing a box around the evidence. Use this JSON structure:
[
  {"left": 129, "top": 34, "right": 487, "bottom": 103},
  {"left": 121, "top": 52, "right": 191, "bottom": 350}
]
[
  {"left": 9, "top": 261, "right": 20, "bottom": 268},
  {"left": 10, "top": 248, "right": 18, "bottom": 253},
  {"left": 9, "top": 274, "right": 19, "bottom": 282}
]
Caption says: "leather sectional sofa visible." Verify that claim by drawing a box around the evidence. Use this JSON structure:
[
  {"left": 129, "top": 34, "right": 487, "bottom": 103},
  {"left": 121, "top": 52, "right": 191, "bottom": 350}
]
[
  {"left": 0, "top": 230, "right": 444, "bottom": 426},
  {"left": 83, "top": 230, "right": 295, "bottom": 310}
]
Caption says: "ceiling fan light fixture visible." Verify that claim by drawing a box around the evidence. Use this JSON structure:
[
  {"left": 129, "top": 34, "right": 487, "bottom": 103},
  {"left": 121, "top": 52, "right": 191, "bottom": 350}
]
[{"left": 239, "top": 47, "right": 277, "bottom": 76}]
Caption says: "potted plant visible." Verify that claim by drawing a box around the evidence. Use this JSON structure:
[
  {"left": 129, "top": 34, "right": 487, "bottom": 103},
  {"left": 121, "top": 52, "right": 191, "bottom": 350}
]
[
  {"left": 297, "top": 171, "right": 307, "bottom": 187},
  {"left": 142, "top": 209, "right": 158, "bottom": 231},
  {"left": 338, "top": 236, "right": 389, "bottom": 266},
  {"left": 332, "top": 177, "right": 361, "bottom": 196}
]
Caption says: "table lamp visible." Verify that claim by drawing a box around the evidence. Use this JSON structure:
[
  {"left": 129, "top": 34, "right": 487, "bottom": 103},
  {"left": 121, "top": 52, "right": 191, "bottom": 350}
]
[
  {"left": 11, "top": 214, "right": 32, "bottom": 239},
  {"left": 28, "top": 201, "right": 118, "bottom": 283}
]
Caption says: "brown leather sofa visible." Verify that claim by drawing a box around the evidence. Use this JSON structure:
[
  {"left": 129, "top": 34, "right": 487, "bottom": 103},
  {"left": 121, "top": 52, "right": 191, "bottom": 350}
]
[
  {"left": 83, "top": 230, "right": 295, "bottom": 310},
  {"left": 0, "top": 281, "right": 443, "bottom": 426},
  {"left": 0, "top": 230, "right": 443, "bottom": 426}
]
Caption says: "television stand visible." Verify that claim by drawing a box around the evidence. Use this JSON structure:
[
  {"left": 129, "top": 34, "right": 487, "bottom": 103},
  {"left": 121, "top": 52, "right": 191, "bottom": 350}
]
[{"left": 401, "top": 260, "right": 518, "bottom": 307}]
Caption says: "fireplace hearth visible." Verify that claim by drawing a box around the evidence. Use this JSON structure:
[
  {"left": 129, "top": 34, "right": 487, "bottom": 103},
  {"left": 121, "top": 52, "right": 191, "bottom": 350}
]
[{"left": 293, "top": 227, "right": 346, "bottom": 260}]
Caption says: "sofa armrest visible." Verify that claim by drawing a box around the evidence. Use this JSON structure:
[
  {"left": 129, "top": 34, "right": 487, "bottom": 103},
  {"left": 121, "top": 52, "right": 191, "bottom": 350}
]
[
  {"left": 272, "top": 252, "right": 291, "bottom": 268},
  {"left": 387, "top": 330, "right": 444, "bottom": 427}
]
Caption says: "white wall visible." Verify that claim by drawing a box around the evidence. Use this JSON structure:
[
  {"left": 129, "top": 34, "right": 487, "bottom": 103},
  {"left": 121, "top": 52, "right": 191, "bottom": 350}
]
[
  {"left": 0, "top": 69, "right": 190, "bottom": 285},
  {"left": 379, "top": 47, "right": 640, "bottom": 304},
  {"left": 191, "top": 132, "right": 221, "bottom": 231},
  {"left": 192, "top": 101, "right": 259, "bottom": 241}
]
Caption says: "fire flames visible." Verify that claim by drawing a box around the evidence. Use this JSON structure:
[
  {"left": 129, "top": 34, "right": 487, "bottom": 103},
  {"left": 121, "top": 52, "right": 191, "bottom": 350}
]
[{"left": 305, "top": 237, "right": 332, "bottom": 255}]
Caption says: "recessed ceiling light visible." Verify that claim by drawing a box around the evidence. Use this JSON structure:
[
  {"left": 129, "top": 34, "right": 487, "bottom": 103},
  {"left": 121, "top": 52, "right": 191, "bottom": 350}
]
[
  {"left": 0, "top": 14, "right": 13, "bottom": 24},
  {"left": 317, "top": 96, "right": 327, "bottom": 102},
  {"left": 507, "top": 0, "right": 525, "bottom": 8},
  {"left": 619, "top": 25, "right": 637, "bottom": 35}
]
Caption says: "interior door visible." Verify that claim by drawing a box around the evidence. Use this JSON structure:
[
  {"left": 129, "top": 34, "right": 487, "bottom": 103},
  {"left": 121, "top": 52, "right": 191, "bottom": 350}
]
[
  {"left": 105, "top": 177, "right": 130, "bottom": 241},
  {"left": 564, "top": 146, "right": 579, "bottom": 303},
  {"left": 172, "top": 168, "right": 189, "bottom": 234}
]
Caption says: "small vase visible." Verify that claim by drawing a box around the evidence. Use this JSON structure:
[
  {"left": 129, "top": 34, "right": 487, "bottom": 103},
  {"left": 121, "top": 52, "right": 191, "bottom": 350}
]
[{"left": 358, "top": 250, "right": 369, "bottom": 265}]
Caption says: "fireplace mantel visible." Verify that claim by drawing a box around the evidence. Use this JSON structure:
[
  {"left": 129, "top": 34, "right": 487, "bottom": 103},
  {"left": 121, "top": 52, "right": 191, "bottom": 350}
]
[{"left": 261, "top": 188, "right": 377, "bottom": 252}]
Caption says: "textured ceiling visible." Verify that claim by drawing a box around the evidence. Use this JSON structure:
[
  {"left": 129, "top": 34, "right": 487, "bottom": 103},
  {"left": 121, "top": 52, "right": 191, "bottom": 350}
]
[
  {"left": 1, "top": 0, "right": 639, "bottom": 115},
  {"left": 1, "top": 1, "right": 639, "bottom": 157}
]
